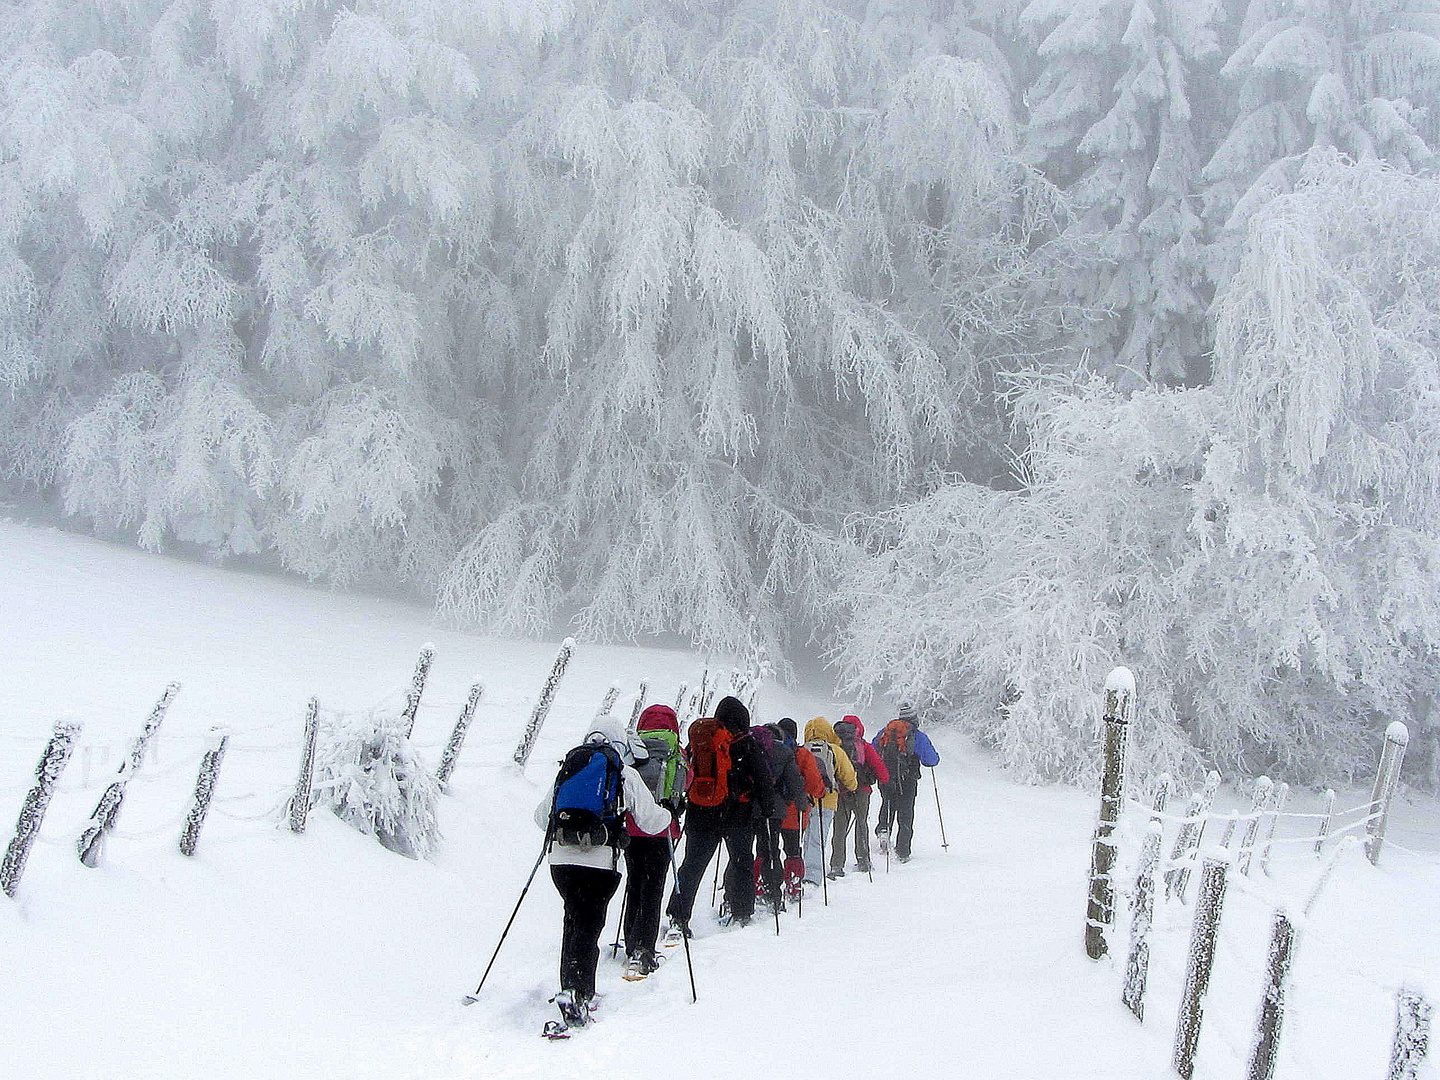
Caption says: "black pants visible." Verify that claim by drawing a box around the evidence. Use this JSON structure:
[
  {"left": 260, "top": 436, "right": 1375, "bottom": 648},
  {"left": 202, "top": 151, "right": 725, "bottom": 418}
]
[
  {"left": 551, "top": 864, "right": 620, "bottom": 998},
  {"left": 753, "top": 817, "right": 784, "bottom": 905},
  {"left": 877, "top": 783, "right": 918, "bottom": 858},
  {"left": 622, "top": 836, "right": 671, "bottom": 958},
  {"left": 667, "top": 810, "right": 758, "bottom": 924}
]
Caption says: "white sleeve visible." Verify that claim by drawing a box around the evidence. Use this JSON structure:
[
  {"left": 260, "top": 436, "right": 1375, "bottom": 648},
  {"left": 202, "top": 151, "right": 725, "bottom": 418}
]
[
  {"left": 623, "top": 765, "right": 673, "bottom": 836},
  {"left": 534, "top": 789, "right": 553, "bottom": 832}
]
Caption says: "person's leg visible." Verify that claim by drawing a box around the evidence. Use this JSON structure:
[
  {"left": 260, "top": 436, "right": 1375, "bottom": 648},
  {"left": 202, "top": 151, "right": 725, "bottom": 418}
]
[
  {"left": 896, "top": 788, "right": 918, "bottom": 859},
  {"left": 625, "top": 837, "right": 670, "bottom": 959},
  {"left": 853, "top": 788, "right": 873, "bottom": 869},
  {"left": 666, "top": 818, "right": 721, "bottom": 926},
  {"left": 780, "top": 826, "right": 804, "bottom": 897},
  {"left": 756, "top": 818, "right": 784, "bottom": 906},
  {"left": 830, "top": 793, "right": 854, "bottom": 873},
  {"left": 722, "top": 822, "right": 757, "bottom": 919},
  {"left": 553, "top": 865, "right": 621, "bottom": 1000}
]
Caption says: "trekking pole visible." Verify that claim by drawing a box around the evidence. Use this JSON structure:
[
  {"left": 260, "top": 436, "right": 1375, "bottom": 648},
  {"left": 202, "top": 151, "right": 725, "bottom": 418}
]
[
  {"left": 931, "top": 767, "right": 950, "bottom": 851},
  {"left": 818, "top": 799, "right": 829, "bottom": 907},
  {"left": 463, "top": 831, "right": 550, "bottom": 1004},
  {"left": 610, "top": 884, "right": 629, "bottom": 958},
  {"left": 710, "top": 848, "right": 721, "bottom": 908},
  {"left": 765, "top": 819, "right": 781, "bottom": 936},
  {"left": 665, "top": 837, "right": 698, "bottom": 1003}
]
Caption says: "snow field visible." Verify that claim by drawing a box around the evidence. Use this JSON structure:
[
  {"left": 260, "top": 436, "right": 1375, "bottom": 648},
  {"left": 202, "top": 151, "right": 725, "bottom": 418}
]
[{"left": 0, "top": 520, "right": 1436, "bottom": 1079}]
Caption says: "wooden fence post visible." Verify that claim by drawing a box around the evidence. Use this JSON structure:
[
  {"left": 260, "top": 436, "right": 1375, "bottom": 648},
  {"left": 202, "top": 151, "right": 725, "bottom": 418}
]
[
  {"left": 512, "top": 638, "right": 575, "bottom": 770},
  {"left": 1260, "top": 781, "right": 1289, "bottom": 876},
  {"left": 2, "top": 721, "right": 80, "bottom": 897},
  {"left": 674, "top": 682, "right": 689, "bottom": 714},
  {"left": 1366, "top": 722, "right": 1409, "bottom": 866},
  {"left": 1389, "top": 986, "right": 1432, "bottom": 1080},
  {"left": 1315, "top": 788, "right": 1336, "bottom": 855},
  {"left": 598, "top": 683, "right": 621, "bottom": 717},
  {"left": 287, "top": 697, "right": 320, "bottom": 834},
  {"left": 1085, "top": 666, "right": 1135, "bottom": 960},
  {"left": 1173, "top": 855, "right": 1231, "bottom": 1080},
  {"left": 401, "top": 644, "right": 435, "bottom": 738},
  {"left": 1246, "top": 909, "right": 1297, "bottom": 1080},
  {"left": 627, "top": 680, "right": 649, "bottom": 734},
  {"left": 1238, "top": 776, "right": 1274, "bottom": 876},
  {"left": 1166, "top": 771, "right": 1220, "bottom": 902},
  {"left": 179, "top": 728, "right": 230, "bottom": 857},
  {"left": 436, "top": 683, "right": 483, "bottom": 790},
  {"left": 1122, "top": 774, "right": 1170, "bottom": 1020},
  {"left": 78, "top": 682, "right": 180, "bottom": 867}
]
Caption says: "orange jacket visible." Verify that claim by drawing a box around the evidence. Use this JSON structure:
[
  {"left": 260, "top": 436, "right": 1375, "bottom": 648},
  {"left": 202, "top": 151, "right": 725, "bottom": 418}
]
[{"left": 783, "top": 745, "right": 826, "bottom": 830}]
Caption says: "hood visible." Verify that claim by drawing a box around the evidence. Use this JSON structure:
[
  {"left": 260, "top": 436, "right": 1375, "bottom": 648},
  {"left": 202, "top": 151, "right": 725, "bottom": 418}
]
[
  {"left": 835, "top": 715, "right": 865, "bottom": 742},
  {"left": 585, "top": 715, "right": 646, "bottom": 764},
  {"left": 714, "top": 695, "right": 750, "bottom": 734},
  {"left": 804, "top": 716, "right": 839, "bottom": 746},
  {"left": 637, "top": 704, "right": 679, "bottom": 735}
]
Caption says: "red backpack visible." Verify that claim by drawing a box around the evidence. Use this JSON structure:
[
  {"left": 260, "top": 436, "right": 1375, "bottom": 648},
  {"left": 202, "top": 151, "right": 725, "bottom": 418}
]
[
  {"left": 876, "top": 720, "right": 917, "bottom": 783},
  {"left": 686, "top": 719, "right": 733, "bottom": 807}
]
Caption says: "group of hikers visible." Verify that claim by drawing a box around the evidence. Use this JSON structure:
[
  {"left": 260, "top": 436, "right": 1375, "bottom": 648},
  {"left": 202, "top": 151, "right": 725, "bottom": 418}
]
[{"left": 531, "top": 694, "right": 941, "bottom": 1036}]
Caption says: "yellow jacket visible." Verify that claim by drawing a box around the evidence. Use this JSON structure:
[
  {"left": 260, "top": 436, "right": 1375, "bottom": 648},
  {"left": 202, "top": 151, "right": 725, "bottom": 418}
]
[{"left": 803, "top": 717, "right": 857, "bottom": 811}]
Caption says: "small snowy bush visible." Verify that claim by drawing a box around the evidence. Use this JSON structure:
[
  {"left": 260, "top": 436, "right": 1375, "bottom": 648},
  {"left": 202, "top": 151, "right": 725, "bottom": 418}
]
[{"left": 313, "top": 711, "right": 442, "bottom": 859}]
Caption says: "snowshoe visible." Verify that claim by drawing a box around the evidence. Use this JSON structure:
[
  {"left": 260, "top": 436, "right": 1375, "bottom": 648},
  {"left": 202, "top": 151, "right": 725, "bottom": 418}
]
[
  {"left": 856, "top": 861, "right": 872, "bottom": 874},
  {"left": 897, "top": 853, "right": 911, "bottom": 864},
  {"left": 621, "top": 950, "right": 660, "bottom": 981},
  {"left": 550, "top": 989, "right": 593, "bottom": 1031},
  {"left": 542, "top": 1020, "right": 571, "bottom": 1040},
  {"left": 875, "top": 829, "right": 890, "bottom": 856},
  {"left": 827, "top": 867, "right": 846, "bottom": 879},
  {"left": 662, "top": 919, "right": 689, "bottom": 948}
]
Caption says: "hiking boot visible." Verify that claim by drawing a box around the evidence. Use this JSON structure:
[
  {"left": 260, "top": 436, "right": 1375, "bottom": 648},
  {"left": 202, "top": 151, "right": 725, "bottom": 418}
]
[
  {"left": 622, "top": 949, "right": 659, "bottom": 980},
  {"left": 875, "top": 829, "right": 891, "bottom": 855},
  {"left": 662, "top": 919, "right": 690, "bottom": 948},
  {"left": 551, "top": 989, "right": 593, "bottom": 1028},
  {"left": 827, "top": 867, "right": 846, "bottom": 879},
  {"left": 856, "top": 861, "right": 872, "bottom": 874},
  {"left": 897, "top": 853, "right": 912, "bottom": 864}
]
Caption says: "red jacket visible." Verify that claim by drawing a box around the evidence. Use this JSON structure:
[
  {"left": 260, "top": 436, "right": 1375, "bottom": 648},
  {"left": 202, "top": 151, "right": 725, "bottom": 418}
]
[{"left": 846, "top": 717, "right": 890, "bottom": 793}]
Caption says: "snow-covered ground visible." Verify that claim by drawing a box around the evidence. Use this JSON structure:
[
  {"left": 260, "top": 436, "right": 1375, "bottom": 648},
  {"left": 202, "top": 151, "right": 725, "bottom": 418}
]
[{"left": 0, "top": 519, "right": 1435, "bottom": 1080}]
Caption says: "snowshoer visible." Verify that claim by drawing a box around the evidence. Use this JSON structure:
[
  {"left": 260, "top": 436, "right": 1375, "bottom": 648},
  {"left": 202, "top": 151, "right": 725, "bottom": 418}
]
[
  {"left": 534, "top": 715, "right": 670, "bottom": 1035},
  {"left": 802, "top": 717, "right": 857, "bottom": 886},
  {"left": 874, "top": 702, "right": 941, "bottom": 863},
  {"left": 830, "top": 715, "right": 889, "bottom": 876},
  {"left": 774, "top": 718, "right": 823, "bottom": 903},
  {"left": 664, "top": 696, "right": 778, "bottom": 936},
  {"left": 621, "top": 704, "right": 685, "bottom": 980},
  {"left": 750, "top": 722, "right": 798, "bottom": 914}
]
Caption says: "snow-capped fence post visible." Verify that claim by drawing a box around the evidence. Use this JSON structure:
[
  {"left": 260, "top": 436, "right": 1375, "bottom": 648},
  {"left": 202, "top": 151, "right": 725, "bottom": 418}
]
[
  {"left": 1366, "top": 722, "right": 1409, "bottom": 866},
  {"left": 1315, "top": 788, "right": 1336, "bottom": 855},
  {"left": 1259, "top": 782, "right": 1289, "bottom": 876},
  {"left": 1085, "top": 666, "right": 1135, "bottom": 960},
  {"left": 1238, "top": 776, "right": 1273, "bottom": 876},
  {"left": 287, "top": 697, "right": 320, "bottom": 834},
  {"left": 2, "top": 720, "right": 80, "bottom": 898},
  {"left": 1173, "top": 854, "right": 1231, "bottom": 1080},
  {"left": 1123, "top": 774, "right": 1170, "bottom": 1020},
  {"left": 674, "top": 682, "right": 688, "bottom": 713},
  {"left": 401, "top": 644, "right": 435, "bottom": 739},
  {"left": 1246, "top": 909, "right": 1296, "bottom": 1080},
  {"left": 626, "top": 680, "right": 649, "bottom": 734},
  {"left": 436, "top": 683, "right": 484, "bottom": 791},
  {"left": 1388, "top": 986, "right": 1431, "bottom": 1080},
  {"left": 512, "top": 638, "right": 575, "bottom": 770},
  {"left": 1166, "top": 771, "right": 1220, "bottom": 902},
  {"left": 179, "top": 728, "right": 229, "bottom": 857},
  {"left": 78, "top": 682, "right": 180, "bottom": 868},
  {"left": 598, "top": 683, "right": 621, "bottom": 718}
]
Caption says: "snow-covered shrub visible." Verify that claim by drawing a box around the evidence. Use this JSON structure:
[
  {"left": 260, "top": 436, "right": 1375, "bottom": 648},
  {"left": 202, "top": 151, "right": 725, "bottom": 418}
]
[{"left": 313, "top": 711, "right": 442, "bottom": 859}]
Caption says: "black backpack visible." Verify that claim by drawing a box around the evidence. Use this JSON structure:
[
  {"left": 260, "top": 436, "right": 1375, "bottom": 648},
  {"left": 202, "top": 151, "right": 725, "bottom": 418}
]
[
  {"left": 549, "top": 743, "right": 626, "bottom": 850},
  {"left": 835, "top": 721, "right": 876, "bottom": 788}
]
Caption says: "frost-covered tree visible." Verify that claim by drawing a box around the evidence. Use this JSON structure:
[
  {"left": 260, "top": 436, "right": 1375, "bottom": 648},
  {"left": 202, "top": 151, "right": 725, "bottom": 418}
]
[
  {"left": 835, "top": 154, "right": 1440, "bottom": 785},
  {"left": 1203, "top": 0, "right": 1440, "bottom": 279},
  {"left": 1021, "top": 0, "right": 1223, "bottom": 386}
]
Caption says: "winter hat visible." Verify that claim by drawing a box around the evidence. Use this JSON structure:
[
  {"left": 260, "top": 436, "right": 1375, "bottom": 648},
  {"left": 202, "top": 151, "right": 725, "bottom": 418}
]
[
  {"left": 714, "top": 695, "right": 751, "bottom": 734},
  {"left": 897, "top": 701, "right": 918, "bottom": 723},
  {"left": 637, "top": 704, "right": 679, "bottom": 735},
  {"left": 776, "top": 717, "right": 798, "bottom": 743}
]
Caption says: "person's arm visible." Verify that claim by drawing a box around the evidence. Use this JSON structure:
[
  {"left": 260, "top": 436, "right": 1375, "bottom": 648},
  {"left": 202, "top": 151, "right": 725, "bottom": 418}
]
[
  {"left": 797, "top": 748, "right": 824, "bottom": 800},
  {"left": 834, "top": 745, "right": 858, "bottom": 793},
  {"left": 624, "top": 765, "right": 673, "bottom": 836},
  {"left": 915, "top": 730, "right": 940, "bottom": 768},
  {"left": 865, "top": 741, "right": 890, "bottom": 785}
]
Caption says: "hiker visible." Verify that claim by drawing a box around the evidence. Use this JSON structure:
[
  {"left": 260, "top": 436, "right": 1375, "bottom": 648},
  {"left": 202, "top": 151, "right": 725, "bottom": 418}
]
[
  {"left": 664, "top": 696, "right": 780, "bottom": 936},
  {"left": 533, "top": 715, "right": 671, "bottom": 1032},
  {"left": 829, "top": 715, "right": 889, "bottom": 876},
  {"left": 621, "top": 704, "right": 685, "bottom": 980},
  {"left": 752, "top": 722, "right": 803, "bottom": 913},
  {"left": 874, "top": 702, "right": 941, "bottom": 863},
  {"left": 801, "top": 717, "right": 857, "bottom": 887},
  {"left": 774, "top": 718, "right": 824, "bottom": 902}
]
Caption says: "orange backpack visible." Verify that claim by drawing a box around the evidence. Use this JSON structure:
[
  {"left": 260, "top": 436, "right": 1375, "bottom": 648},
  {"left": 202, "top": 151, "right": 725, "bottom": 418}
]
[{"left": 686, "top": 719, "right": 733, "bottom": 808}]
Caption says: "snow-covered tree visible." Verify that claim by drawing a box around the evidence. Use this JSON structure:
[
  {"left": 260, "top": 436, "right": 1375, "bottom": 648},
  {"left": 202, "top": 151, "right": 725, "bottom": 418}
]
[{"left": 835, "top": 154, "right": 1440, "bottom": 785}]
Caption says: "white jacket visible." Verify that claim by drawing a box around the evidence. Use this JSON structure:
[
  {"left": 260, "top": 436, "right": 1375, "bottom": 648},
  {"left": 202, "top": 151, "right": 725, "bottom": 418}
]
[{"left": 533, "top": 717, "right": 671, "bottom": 871}]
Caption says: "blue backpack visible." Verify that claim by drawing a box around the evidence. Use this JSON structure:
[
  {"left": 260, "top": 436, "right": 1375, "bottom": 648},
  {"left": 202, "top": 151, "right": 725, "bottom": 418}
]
[{"left": 550, "top": 743, "right": 626, "bottom": 850}]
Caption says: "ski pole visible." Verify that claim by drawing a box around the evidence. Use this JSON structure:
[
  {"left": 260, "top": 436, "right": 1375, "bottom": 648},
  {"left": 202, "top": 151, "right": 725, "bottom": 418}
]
[
  {"left": 818, "top": 799, "right": 829, "bottom": 907},
  {"left": 610, "top": 880, "right": 629, "bottom": 958},
  {"left": 931, "top": 767, "right": 950, "bottom": 851},
  {"left": 764, "top": 818, "right": 781, "bottom": 935},
  {"left": 463, "top": 831, "right": 550, "bottom": 1004},
  {"left": 665, "top": 836, "right": 698, "bottom": 1003}
]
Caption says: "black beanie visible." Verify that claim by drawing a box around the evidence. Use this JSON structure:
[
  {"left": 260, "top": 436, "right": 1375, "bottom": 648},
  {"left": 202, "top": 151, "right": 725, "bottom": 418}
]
[
  {"left": 715, "top": 695, "right": 750, "bottom": 733},
  {"left": 776, "top": 717, "right": 798, "bottom": 742}
]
